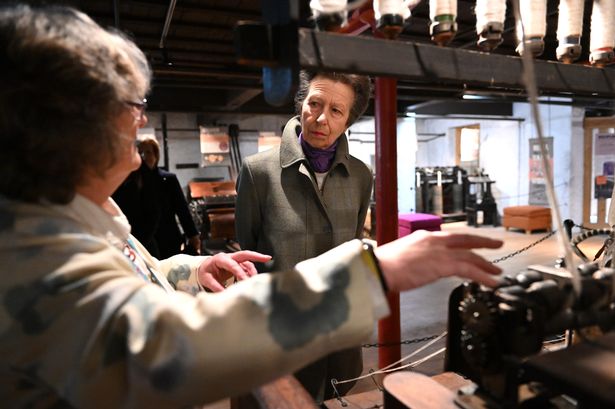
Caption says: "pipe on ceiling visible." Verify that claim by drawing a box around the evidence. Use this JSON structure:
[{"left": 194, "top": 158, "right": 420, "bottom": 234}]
[
  {"left": 159, "top": 0, "right": 178, "bottom": 48},
  {"left": 113, "top": 0, "right": 120, "bottom": 28}
]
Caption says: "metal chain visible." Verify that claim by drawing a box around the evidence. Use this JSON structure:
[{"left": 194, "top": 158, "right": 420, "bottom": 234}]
[
  {"left": 574, "top": 223, "right": 594, "bottom": 231},
  {"left": 490, "top": 230, "right": 557, "bottom": 264},
  {"left": 362, "top": 334, "right": 440, "bottom": 348},
  {"left": 361, "top": 225, "right": 595, "bottom": 345}
]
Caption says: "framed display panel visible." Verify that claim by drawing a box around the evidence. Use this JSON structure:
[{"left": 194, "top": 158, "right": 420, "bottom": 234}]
[{"left": 583, "top": 117, "right": 615, "bottom": 228}]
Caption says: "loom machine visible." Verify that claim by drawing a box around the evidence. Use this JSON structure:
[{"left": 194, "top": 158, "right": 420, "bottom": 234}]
[
  {"left": 445, "top": 259, "right": 615, "bottom": 408},
  {"left": 443, "top": 1, "right": 615, "bottom": 405},
  {"left": 307, "top": 1, "right": 615, "bottom": 408},
  {"left": 309, "top": 0, "right": 615, "bottom": 65},
  {"left": 441, "top": 213, "right": 615, "bottom": 409}
]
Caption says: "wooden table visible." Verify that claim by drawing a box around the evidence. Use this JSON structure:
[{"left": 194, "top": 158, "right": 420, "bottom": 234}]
[
  {"left": 383, "top": 372, "right": 469, "bottom": 409},
  {"left": 324, "top": 372, "right": 470, "bottom": 409}
]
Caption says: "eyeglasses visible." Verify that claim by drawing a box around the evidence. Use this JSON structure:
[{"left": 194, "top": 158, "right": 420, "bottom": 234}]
[{"left": 125, "top": 99, "right": 147, "bottom": 121}]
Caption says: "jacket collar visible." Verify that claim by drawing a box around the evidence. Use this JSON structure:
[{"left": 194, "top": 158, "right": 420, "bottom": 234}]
[{"left": 279, "top": 116, "right": 351, "bottom": 173}]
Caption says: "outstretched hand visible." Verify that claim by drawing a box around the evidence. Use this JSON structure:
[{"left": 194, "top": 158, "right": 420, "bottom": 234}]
[
  {"left": 374, "top": 230, "right": 503, "bottom": 291},
  {"left": 198, "top": 250, "right": 271, "bottom": 292}
]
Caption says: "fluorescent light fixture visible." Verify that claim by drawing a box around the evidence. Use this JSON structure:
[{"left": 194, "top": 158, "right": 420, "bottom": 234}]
[
  {"left": 537, "top": 96, "right": 573, "bottom": 103},
  {"left": 462, "top": 94, "right": 488, "bottom": 100}
]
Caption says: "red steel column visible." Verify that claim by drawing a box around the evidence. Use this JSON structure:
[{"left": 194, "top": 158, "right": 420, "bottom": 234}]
[{"left": 374, "top": 76, "right": 400, "bottom": 369}]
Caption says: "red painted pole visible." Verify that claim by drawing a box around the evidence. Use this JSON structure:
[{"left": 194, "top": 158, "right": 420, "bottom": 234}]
[{"left": 374, "top": 76, "right": 400, "bottom": 369}]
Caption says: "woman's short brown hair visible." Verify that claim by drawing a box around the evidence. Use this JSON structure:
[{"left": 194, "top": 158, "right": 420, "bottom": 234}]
[
  {"left": 294, "top": 70, "right": 372, "bottom": 126},
  {"left": 138, "top": 138, "right": 161, "bottom": 166},
  {"left": 0, "top": 5, "right": 151, "bottom": 203}
]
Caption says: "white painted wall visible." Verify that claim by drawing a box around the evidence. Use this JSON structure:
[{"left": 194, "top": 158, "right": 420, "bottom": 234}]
[
  {"left": 347, "top": 117, "right": 418, "bottom": 213},
  {"left": 145, "top": 105, "right": 584, "bottom": 225},
  {"left": 414, "top": 102, "right": 583, "bottom": 222},
  {"left": 145, "top": 113, "right": 288, "bottom": 194}
]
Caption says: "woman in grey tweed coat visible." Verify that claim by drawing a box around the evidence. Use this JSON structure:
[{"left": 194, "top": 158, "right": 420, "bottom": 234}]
[{"left": 235, "top": 71, "right": 374, "bottom": 402}]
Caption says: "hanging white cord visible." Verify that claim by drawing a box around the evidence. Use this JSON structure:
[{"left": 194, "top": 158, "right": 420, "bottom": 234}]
[
  {"left": 334, "top": 331, "right": 447, "bottom": 385},
  {"left": 589, "top": 0, "right": 615, "bottom": 64},
  {"left": 517, "top": 0, "right": 547, "bottom": 39},
  {"left": 512, "top": 0, "right": 581, "bottom": 295},
  {"left": 516, "top": 0, "right": 546, "bottom": 56},
  {"left": 475, "top": 0, "right": 506, "bottom": 34}
]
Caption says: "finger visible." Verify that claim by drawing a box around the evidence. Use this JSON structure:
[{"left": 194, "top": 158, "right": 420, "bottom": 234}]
[
  {"left": 240, "top": 261, "right": 258, "bottom": 277},
  {"left": 231, "top": 250, "right": 272, "bottom": 264},
  {"left": 437, "top": 234, "right": 503, "bottom": 250},
  {"left": 454, "top": 261, "right": 501, "bottom": 287},
  {"left": 451, "top": 250, "right": 502, "bottom": 275},
  {"left": 216, "top": 256, "right": 249, "bottom": 281},
  {"left": 201, "top": 275, "right": 225, "bottom": 292}
]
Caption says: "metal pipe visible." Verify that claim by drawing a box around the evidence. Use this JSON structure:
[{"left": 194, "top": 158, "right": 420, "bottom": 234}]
[
  {"left": 162, "top": 113, "right": 169, "bottom": 170},
  {"left": 113, "top": 0, "right": 120, "bottom": 29},
  {"left": 375, "top": 76, "right": 401, "bottom": 369},
  {"left": 159, "top": 0, "right": 178, "bottom": 49}
]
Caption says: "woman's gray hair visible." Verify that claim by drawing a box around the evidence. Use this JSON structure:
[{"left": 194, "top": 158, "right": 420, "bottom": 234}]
[
  {"left": 294, "top": 70, "right": 372, "bottom": 126},
  {"left": 0, "top": 4, "right": 151, "bottom": 203}
]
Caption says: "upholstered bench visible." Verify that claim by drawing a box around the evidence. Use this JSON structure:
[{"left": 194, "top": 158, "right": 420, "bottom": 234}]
[
  {"left": 398, "top": 213, "right": 442, "bottom": 238},
  {"left": 206, "top": 208, "right": 235, "bottom": 240},
  {"left": 502, "top": 205, "right": 551, "bottom": 234}
]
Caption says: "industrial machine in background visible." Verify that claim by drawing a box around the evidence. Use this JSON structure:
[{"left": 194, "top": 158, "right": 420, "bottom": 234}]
[
  {"left": 415, "top": 166, "right": 467, "bottom": 221},
  {"left": 187, "top": 180, "right": 238, "bottom": 254},
  {"left": 414, "top": 166, "right": 500, "bottom": 227},
  {"left": 445, "top": 222, "right": 615, "bottom": 408}
]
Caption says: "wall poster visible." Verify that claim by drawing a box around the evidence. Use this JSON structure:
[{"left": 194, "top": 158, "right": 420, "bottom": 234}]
[
  {"left": 528, "top": 137, "right": 553, "bottom": 206},
  {"left": 593, "top": 132, "right": 615, "bottom": 200},
  {"left": 199, "top": 127, "right": 231, "bottom": 167}
]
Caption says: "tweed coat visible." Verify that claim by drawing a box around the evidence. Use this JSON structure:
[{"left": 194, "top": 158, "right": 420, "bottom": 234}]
[
  {"left": 235, "top": 116, "right": 373, "bottom": 273},
  {"left": 235, "top": 116, "right": 374, "bottom": 401},
  {"left": 0, "top": 194, "right": 388, "bottom": 408}
]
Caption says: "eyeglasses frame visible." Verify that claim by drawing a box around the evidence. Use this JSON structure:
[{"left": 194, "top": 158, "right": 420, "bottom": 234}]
[{"left": 125, "top": 99, "right": 148, "bottom": 121}]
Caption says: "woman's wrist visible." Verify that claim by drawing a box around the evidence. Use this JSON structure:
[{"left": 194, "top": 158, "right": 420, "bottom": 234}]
[{"left": 361, "top": 240, "right": 389, "bottom": 293}]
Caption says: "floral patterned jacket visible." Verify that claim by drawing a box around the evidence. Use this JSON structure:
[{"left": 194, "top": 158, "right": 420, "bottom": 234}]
[{"left": 0, "top": 194, "right": 387, "bottom": 408}]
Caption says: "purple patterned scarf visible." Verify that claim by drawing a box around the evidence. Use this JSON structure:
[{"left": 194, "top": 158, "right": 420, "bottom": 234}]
[{"left": 299, "top": 132, "right": 339, "bottom": 173}]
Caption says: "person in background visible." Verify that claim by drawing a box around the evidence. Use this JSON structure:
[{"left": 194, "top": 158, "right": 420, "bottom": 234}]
[
  {"left": 113, "top": 137, "right": 200, "bottom": 258},
  {"left": 0, "top": 4, "right": 503, "bottom": 408},
  {"left": 138, "top": 137, "right": 201, "bottom": 257},
  {"left": 235, "top": 70, "right": 373, "bottom": 401},
  {"left": 112, "top": 159, "right": 162, "bottom": 255}
]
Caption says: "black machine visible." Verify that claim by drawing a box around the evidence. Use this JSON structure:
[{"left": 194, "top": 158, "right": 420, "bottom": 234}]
[
  {"left": 187, "top": 180, "right": 237, "bottom": 253},
  {"left": 465, "top": 174, "right": 499, "bottom": 227},
  {"left": 415, "top": 166, "right": 467, "bottom": 219},
  {"left": 445, "top": 261, "right": 615, "bottom": 408}
]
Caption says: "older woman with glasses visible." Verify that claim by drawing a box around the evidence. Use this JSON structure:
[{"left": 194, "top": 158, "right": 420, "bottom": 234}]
[{"left": 0, "top": 4, "right": 503, "bottom": 408}]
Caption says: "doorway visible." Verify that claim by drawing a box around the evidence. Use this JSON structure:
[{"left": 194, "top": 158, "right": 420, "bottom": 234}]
[{"left": 583, "top": 117, "right": 615, "bottom": 228}]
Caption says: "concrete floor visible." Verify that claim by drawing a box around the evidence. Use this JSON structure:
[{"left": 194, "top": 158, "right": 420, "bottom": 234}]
[{"left": 203, "top": 222, "right": 605, "bottom": 408}]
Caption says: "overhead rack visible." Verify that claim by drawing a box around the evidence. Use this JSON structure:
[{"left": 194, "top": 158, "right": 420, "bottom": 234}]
[{"left": 298, "top": 28, "right": 615, "bottom": 99}]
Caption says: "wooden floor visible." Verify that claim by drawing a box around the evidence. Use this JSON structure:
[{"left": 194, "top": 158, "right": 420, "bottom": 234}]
[{"left": 203, "top": 222, "right": 606, "bottom": 409}]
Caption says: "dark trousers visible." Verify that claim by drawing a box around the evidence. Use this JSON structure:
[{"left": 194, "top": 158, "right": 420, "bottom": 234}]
[{"left": 294, "top": 346, "right": 363, "bottom": 404}]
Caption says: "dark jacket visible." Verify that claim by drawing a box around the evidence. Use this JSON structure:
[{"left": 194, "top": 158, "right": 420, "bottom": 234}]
[
  {"left": 113, "top": 165, "right": 198, "bottom": 259},
  {"left": 154, "top": 168, "right": 199, "bottom": 259},
  {"left": 112, "top": 162, "right": 161, "bottom": 256}
]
